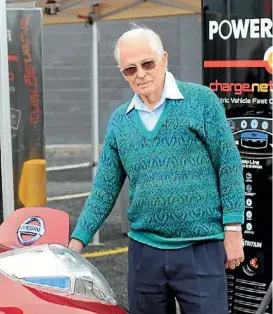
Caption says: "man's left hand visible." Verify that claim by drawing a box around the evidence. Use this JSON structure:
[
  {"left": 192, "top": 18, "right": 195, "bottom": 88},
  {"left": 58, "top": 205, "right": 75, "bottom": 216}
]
[{"left": 224, "top": 230, "right": 244, "bottom": 270}]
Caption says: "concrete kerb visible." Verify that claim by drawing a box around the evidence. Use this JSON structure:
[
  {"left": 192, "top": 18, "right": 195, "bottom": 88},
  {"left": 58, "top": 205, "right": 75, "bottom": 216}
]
[
  {"left": 45, "top": 144, "right": 95, "bottom": 180},
  {"left": 45, "top": 144, "right": 94, "bottom": 159}
]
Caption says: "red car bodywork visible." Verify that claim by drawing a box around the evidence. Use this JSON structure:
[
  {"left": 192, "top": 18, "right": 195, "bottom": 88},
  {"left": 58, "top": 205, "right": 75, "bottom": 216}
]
[
  {"left": 0, "top": 271, "right": 126, "bottom": 314},
  {"left": 0, "top": 207, "right": 128, "bottom": 314},
  {"left": 0, "top": 244, "right": 10, "bottom": 254}
]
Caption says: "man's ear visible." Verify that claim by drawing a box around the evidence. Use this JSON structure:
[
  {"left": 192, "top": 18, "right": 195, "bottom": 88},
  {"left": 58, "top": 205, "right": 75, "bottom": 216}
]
[{"left": 162, "top": 51, "right": 168, "bottom": 65}]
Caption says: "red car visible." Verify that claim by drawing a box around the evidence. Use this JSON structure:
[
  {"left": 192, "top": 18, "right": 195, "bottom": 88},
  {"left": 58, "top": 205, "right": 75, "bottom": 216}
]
[{"left": 0, "top": 207, "right": 128, "bottom": 314}]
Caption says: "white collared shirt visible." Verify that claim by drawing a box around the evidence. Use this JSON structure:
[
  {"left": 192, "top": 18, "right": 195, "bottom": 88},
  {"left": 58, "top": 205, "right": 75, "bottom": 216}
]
[{"left": 125, "top": 71, "right": 184, "bottom": 131}]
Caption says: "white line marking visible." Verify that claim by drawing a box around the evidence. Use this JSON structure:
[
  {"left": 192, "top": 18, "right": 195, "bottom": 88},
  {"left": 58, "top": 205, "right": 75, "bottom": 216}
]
[
  {"left": 45, "top": 144, "right": 92, "bottom": 148},
  {"left": 46, "top": 162, "right": 90, "bottom": 171},
  {"left": 47, "top": 192, "right": 89, "bottom": 201}
]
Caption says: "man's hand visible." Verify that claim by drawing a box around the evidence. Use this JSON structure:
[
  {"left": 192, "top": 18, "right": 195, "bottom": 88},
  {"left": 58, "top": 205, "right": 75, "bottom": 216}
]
[
  {"left": 69, "top": 238, "right": 84, "bottom": 254},
  {"left": 224, "top": 230, "right": 244, "bottom": 270}
]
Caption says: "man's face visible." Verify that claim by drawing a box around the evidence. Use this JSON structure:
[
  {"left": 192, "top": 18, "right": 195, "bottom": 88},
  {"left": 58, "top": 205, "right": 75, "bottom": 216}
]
[{"left": 118, "top": 38, "right": 168, "bottom": 97}]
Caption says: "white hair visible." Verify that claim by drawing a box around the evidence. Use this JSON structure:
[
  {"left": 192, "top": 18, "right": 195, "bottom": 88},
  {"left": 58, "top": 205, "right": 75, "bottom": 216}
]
[{"left": 114, "top": 24, "right": 164, "bottom": 65}]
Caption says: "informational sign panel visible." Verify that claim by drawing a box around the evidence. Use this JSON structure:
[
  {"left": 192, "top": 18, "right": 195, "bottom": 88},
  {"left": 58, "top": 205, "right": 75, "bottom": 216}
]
[
  {"left": 202, "top": 1, "right": 272, "bottom": 313},
  {"left": 5, "top": 8, "right": 45, "bottom": 213}
]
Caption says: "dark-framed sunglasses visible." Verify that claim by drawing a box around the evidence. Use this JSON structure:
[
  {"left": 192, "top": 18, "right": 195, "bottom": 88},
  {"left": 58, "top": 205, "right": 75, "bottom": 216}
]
[{"left": 120, "top": 60, "right": 157, "bottom": 76}]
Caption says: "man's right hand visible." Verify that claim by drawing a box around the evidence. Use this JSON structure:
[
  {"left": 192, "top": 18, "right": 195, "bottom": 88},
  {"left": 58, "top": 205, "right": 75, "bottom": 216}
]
[{"left": 69, "top": 238, "right": 84, "bottom": 253}]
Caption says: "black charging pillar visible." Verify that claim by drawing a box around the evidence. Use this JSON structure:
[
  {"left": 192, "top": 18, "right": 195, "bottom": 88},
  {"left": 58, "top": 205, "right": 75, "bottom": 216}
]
[{"left": 202, "top": 1, "right": 272, "bottom": 313}]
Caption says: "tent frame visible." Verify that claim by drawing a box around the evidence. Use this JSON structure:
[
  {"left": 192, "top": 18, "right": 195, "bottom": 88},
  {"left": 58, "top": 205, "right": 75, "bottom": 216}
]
[{"left": 94, "top": 0, "right": 201, "bottom": 20}]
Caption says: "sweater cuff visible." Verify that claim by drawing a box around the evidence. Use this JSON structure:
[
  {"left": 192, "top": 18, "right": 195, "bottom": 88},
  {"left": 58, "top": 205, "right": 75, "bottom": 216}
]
[
  {"left": 223, "top": 213, "right": 245, "bottom": 225},
  {"left": 70, "top": 229, "right": 92, "bottom": 247}
]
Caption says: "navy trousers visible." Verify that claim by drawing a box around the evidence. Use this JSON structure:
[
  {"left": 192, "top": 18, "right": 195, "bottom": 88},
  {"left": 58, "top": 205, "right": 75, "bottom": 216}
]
[{"left": 128, "top": 239, "right": 228, "bottom": 314}]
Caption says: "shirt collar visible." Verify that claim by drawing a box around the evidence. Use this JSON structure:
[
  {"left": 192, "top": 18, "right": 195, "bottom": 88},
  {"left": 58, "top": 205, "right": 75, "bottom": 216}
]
[{"left": 125, "top": 71, "right": 184, "bottom": 114}]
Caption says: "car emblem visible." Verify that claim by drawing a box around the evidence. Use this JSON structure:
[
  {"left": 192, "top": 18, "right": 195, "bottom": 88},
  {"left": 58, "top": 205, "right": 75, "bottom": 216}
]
[{"left": 17, "top": 216, "right": 45, "bottom": 246}]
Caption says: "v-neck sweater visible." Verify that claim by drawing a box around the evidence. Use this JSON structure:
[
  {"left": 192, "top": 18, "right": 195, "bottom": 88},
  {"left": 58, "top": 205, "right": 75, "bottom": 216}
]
[{"left": 71, "top": 81, "right": 245, "bottom": 249}]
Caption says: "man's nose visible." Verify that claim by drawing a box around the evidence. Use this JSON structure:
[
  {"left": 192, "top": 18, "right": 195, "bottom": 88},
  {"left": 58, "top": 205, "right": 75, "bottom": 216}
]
[{"left": 136, "top": 65, "right": 146, "bottom": 78}]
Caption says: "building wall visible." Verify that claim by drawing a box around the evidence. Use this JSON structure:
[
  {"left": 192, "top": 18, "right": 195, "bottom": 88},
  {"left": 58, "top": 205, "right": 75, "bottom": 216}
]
[{"left": 42, "top": 14, "right": 202, "bottom": 145}]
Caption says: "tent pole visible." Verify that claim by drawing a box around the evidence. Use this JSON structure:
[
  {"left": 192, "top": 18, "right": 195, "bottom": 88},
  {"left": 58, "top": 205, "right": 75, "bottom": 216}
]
[
  {"left": 90, "top": 19, "right": 102, "bottom": 246},
  {"left": 0, "top": 3, "right": 15, "bottom": 221}
]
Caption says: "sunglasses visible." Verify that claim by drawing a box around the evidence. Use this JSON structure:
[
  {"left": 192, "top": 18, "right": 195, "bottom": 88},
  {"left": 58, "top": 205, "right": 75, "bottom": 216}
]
[{"left": 120, "top": 60, "right": 157, "bottom": 76}]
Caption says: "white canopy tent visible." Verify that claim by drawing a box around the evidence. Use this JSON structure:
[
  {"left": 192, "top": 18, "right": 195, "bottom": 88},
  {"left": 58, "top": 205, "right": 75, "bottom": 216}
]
[
  {"left": 1, "top": 0, "right": 202, "bottom": 243},
  {"left": 8, "top": 0, "right": 201, "bottom": 24}
]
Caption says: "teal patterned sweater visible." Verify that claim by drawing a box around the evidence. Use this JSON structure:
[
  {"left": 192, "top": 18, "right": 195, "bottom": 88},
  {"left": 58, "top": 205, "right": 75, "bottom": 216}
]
[{"left": 71, "top": 81, "right": 245, "bottom": 249}]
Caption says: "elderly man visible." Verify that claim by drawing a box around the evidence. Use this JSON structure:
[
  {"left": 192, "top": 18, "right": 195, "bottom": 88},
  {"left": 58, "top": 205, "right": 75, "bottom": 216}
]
[{"left": 69, "top": 26, "right": 245, "bottom": 314}]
